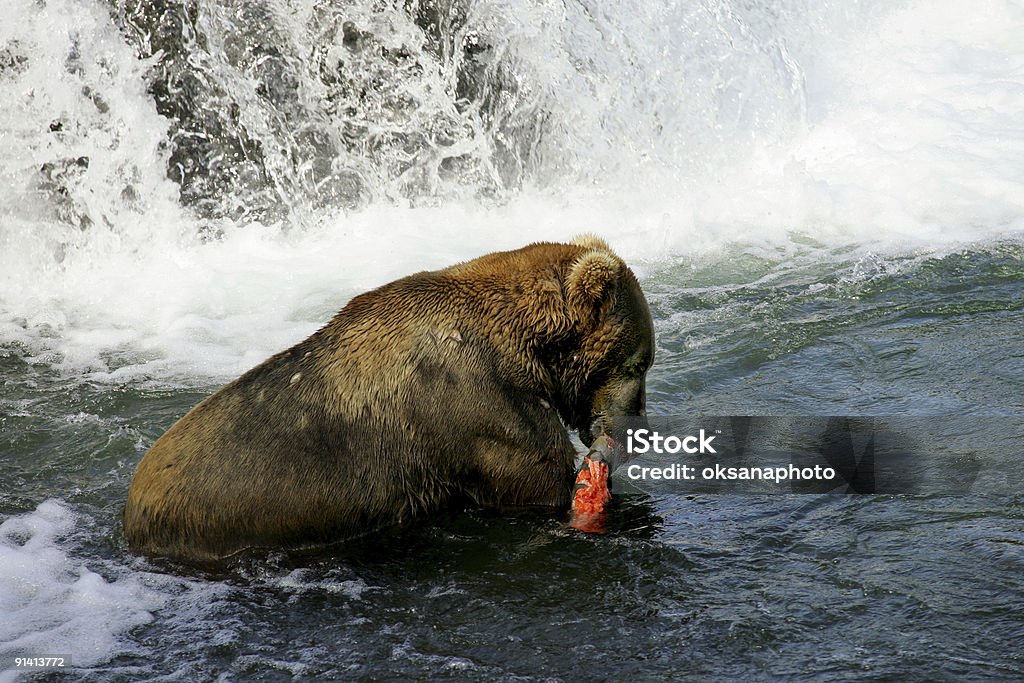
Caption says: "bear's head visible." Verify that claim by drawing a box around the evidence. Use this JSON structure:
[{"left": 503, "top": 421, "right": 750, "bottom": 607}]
[
  {"left": 547, "top": 236, "right": 655, "bottom": 466},
  {"left": 448, "top": 236, "right": 654, "bottom": 469}
]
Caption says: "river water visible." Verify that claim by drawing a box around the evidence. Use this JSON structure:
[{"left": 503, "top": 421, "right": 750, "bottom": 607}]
[{"left": 1, "top": 0, "right": 1023, "bottom": 680}]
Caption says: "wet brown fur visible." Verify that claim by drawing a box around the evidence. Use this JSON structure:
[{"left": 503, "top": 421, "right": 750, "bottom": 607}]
[{"left": 123, "top": 238, "right": 654, "bottom": 560}]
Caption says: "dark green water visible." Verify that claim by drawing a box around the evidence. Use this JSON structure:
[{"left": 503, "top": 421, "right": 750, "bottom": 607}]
[{"left": 2, "top": 244, "right": 1023, "bottom": 681}]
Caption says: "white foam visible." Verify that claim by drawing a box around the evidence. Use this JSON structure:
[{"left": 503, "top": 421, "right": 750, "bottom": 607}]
[
  {"left": 0, "top": 0, "right": 1022, "bottom": 385},
  {"left": 275, "top": 569, "right": 375, "bottom": 600},
  {"left": 0, "top": 501, "right": 165, "bottom": 679},
  {"left": 730, "top": 0, "right": 1024, "bottom": 244}
]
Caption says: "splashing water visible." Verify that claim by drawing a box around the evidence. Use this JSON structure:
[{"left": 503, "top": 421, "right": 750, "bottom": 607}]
[
  {"left": 1, "top": 0, "right": 1021, "bottom": 384},
  {"left": 2, "top": 1, "right": 1024, "bottom": 679}
]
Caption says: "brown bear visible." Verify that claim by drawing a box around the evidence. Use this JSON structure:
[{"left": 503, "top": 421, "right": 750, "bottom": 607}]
[{"left": 123, "top": 236, "right": 654, "bottom": 560}]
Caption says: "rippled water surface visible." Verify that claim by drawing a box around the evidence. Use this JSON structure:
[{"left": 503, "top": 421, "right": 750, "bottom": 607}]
[
  {"left": 4, "top": 248, "right": 1023, "bottom": 681},
  {"left": 2, "top": 0, "right": 1024, "bottom": 679}
]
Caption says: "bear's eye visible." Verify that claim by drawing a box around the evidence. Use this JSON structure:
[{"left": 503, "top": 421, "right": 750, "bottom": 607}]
[{"left": 622, "top": 360, "right": 647, "bottom": 378}]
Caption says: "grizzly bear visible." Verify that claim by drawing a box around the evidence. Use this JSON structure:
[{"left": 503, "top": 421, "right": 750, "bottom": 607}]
[{"left": 124, "top": 236, "right": 654, "bottom": 560}]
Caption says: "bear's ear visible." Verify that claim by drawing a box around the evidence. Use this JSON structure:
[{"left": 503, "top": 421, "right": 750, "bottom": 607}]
[
  {"left": 565, "top": 249, "right": 620, "bottom": 309},
  {"left": 572, "top": 234, "right": 612, "bottom": 252}
]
